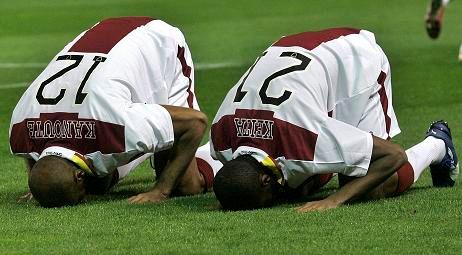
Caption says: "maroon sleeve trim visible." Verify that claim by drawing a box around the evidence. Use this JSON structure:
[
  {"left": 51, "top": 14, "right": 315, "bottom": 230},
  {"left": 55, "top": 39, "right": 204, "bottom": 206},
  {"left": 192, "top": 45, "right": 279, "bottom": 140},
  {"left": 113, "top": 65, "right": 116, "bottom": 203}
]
[
  {"left": 273, "top": 27, "right": 361, "bottom": 50},
  {"left": 69, "top": 17, "right": 154, "bottom": 54}
]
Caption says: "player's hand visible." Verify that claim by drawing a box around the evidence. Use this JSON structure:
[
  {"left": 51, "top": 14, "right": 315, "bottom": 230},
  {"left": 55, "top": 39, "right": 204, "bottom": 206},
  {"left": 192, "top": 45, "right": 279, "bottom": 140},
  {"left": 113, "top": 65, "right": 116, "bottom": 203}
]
[
  {"left": 17, "top": 191, "right": 34, "bottom": 203},
  {"left": 127, "top": 189, "right": 169, "bottom": 204},
  {"left": 295, "top": 199, "right": 339, "bottom": 213}
]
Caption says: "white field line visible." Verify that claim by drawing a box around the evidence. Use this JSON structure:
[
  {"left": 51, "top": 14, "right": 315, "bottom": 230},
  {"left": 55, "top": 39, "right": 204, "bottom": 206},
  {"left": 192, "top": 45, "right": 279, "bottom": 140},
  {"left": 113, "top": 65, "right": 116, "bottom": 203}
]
[
  {"left": 195, "top": 62, "right": 243, "bottom": 69},
  {"left": 0, "top": 61, "right": 245, "bottom": 90},
  {"left": 0, "top": 82, "right": 30, "bottom": 89},
  {"left": 0, "top": 62, "right": 47, "bottom": 68}
]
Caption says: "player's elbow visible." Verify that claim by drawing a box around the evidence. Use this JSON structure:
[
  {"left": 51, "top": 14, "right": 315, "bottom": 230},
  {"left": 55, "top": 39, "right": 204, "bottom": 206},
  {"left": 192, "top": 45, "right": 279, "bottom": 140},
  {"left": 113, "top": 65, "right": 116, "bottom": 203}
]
[
  {"left": 182, "top": 111, "right": 207, "bottom": 149},
  {"left": 190, "top": 110, "right": 208, "bottom": 138},
  {"left": 166, "top": 105, "right": 208, "bottom": 141}
]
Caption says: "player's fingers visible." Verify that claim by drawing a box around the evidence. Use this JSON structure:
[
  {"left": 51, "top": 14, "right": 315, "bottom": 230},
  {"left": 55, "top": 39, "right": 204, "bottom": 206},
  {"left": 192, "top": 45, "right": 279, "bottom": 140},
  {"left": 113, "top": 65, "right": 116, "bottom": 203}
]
[
  {"left": 130, "top": 193, "right": 155, "bottom": 204},
  {"left": 296, "top": 207, "right": 311, "bottom": 213},
  {"left": 295, "top": 203, "right": 316, "bottom": 213},
  {"left": 297, "top": 201, "right": 330, "bottom": 212},
  {"left": 128, "top": 198, "right": 143, "bottom": 204},
  {"left": 128, "top": 194, "right": 143, "bottom": 203},
  {"left": 17, "top": 193, "right": 33, "bottom": 203},
  {"left": 26, "top": 194, "right": 33, "bottom": 202}
]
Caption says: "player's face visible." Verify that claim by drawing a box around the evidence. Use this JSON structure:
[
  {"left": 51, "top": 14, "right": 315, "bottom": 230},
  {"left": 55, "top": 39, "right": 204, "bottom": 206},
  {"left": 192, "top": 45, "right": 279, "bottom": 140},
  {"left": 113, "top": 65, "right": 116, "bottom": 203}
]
[
  {"left": 259, "top": 173, "right": 277, "bottom": 207},
  {"left": 82, "top": 170, "right": 117, "bottom": 195}
]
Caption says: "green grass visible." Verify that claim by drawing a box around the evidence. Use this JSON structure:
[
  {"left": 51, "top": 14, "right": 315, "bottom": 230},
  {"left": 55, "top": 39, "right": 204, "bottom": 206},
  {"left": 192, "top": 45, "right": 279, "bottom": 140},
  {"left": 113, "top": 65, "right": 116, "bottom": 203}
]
[{"left": 1, "top": 0, "right": 462, "bottom": 254}]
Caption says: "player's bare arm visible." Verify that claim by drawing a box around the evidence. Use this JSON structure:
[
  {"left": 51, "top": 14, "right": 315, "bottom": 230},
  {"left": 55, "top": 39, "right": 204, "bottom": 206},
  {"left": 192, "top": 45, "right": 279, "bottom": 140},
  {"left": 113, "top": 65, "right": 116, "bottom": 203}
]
[
  {"left": 128, "top": 105, "right": 207, "bottom": 204},
  {"left": 296, "top": 136, "right": 407, "bottom": 212},
  {"left": 17, "top": 159, "right": 36, "bottom": 203},
  {"left": 153, "top": 147, "right": 206, "bottom": 196},
  {"left": 153, "top": 150, "right": 170, "bottom": 178}
]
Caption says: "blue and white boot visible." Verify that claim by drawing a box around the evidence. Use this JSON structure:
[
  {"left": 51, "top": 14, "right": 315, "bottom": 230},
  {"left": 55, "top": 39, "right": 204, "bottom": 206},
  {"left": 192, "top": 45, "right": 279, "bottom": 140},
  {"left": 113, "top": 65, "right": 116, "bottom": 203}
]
[{"left": 425, "top": 120, "right": 459, "bottom": 187}]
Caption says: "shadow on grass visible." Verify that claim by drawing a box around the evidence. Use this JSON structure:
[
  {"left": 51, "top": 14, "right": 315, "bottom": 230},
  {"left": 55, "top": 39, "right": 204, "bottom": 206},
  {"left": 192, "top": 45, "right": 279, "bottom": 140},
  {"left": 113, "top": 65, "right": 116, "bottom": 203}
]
[
  {"left": 87, "top": 184, "right": 440, "bottom": 212},
  {"left": 83, "top": 176, "right": 221, "bottom": 212},
  {"left": 272, "top": 185, "right": 437, "bottom": 210},
  {"left": 8, "top": 177, "right": 438, "bottom": 213}
]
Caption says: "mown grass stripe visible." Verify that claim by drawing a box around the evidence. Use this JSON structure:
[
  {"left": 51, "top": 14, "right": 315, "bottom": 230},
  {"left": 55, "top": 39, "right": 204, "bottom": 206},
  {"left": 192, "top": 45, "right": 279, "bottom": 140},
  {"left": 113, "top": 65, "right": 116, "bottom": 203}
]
[{"left": 0, "top": 61, "right": 244, "bottom": 70}]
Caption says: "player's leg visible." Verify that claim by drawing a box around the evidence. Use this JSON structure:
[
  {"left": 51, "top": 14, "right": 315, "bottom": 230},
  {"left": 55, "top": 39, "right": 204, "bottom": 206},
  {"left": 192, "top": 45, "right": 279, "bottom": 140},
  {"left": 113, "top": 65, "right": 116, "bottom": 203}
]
[
  {"left": 340, "top": 121, "right": 458, "bottom": 199},
  {"left": 161, "top": 142, "right": 222, "bottom": 195},
  {"left": 165, "top": 22, "right": 200, "bottom": 110},
  {"left": 195, "top": 142, "right": 223, "bottom": 192},
  {"left": 344, "top": 45, "right": 458, "bottom": 199},
  {"left": 152, "top": 149, "right": 200, "bottom": 195},
  {"left": 289, "top": 173, "right": 334, "bottom": 198},
  {"left": 415, "top": 121, "right": 459, "bottom": 187},
  {"left": 171, "top": 157, "right": 204, "bottom": 196},
  {"left": 375, "top": 121, "right": 458, "bottom": 198},
  {"left": 425, "top": 0, "right": 451, "bottom": 39},
  {"left": 338, "top": 173, "right": 397, "bottom": 200},
  {"left": 348, "top": 53, "right": 410, "bottom": 198},
  {"left": 354, "top": 93, "right": 457, "bottom": 197},
  {"left": 346, "top": 50, "right": 400, "bottom": 198},
  {"left": 151, "top": 147, "right": 205, "bottom": 196}
]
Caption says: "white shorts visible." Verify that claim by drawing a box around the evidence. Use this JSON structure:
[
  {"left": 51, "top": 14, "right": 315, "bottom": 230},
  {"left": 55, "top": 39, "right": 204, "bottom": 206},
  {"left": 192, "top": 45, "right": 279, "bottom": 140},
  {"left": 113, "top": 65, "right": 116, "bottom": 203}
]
[{"left": 357, "top": 49, "right": 400, "bottom": 139}]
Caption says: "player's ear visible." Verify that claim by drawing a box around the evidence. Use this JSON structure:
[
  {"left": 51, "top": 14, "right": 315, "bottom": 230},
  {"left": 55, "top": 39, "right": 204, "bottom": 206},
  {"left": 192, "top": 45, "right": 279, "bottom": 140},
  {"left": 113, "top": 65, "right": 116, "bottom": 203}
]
[
  {"left": 261, "top": 173, "right": 272, "bottom": 186},
  {"left": 75, "top": 170, "right": 86, "bottom": 183}
]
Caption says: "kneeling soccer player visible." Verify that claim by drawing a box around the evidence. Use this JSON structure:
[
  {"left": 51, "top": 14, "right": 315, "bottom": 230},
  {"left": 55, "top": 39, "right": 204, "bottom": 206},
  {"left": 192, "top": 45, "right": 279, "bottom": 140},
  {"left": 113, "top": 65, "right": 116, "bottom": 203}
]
[
  {"left": 210, "top": 28, "right": 459, "bottom": 212},
  {"left": 9, "top": 17, "right": 221, "bottom": 208}
]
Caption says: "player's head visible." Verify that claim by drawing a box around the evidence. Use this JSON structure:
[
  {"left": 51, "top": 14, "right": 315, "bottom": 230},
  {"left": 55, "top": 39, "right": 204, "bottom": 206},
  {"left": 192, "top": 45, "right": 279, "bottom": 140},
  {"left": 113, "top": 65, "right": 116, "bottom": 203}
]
[
  {"left": 28, "top": 156, "right": 86, "bottom": 208},
  {"left": 213, "top": 155, "right": 281, "bottom": 210}
]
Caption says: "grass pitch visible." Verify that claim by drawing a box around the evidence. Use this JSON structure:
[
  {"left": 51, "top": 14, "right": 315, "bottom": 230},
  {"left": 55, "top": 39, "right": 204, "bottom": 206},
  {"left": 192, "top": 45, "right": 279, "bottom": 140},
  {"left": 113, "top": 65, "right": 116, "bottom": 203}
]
[{"left": 1, "top": 0, "right": 462, "bottom": 254}]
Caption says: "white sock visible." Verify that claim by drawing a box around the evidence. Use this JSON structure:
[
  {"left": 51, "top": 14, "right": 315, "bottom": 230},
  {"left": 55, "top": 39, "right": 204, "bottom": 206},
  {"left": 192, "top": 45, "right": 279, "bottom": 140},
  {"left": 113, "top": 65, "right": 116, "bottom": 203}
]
[
  {"left": 195, "top": 142, "right": 223, "bottom": 176},
  {"left": 442, "top": 0, "right": 451, "bottom": 7},
  {"left": 405, "top": 136, "right": 445, "bottom": 182}
]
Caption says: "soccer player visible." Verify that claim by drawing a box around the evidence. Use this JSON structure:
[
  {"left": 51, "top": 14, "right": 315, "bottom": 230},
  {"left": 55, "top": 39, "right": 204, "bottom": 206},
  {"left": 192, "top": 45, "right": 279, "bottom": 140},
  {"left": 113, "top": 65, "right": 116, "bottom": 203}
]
[
  {"left": 9, "top": 17, "right": 220, "bottom": 208},
  {"left": 425, "top": 0, "right": 462, "bottom": 61},
  {"left": 210, "top": 28, "right": 459, "bottom": 212}
]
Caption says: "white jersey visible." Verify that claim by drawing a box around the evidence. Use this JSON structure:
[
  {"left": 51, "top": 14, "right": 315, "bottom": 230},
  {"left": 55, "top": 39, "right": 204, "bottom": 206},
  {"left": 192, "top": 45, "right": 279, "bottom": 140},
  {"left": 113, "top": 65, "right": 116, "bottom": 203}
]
[
  {"left": 9, "top": 17, "right": 199, "bottom": 177},
  {"left": 210, "top": 28, "right": 400, "bottom": 188}
]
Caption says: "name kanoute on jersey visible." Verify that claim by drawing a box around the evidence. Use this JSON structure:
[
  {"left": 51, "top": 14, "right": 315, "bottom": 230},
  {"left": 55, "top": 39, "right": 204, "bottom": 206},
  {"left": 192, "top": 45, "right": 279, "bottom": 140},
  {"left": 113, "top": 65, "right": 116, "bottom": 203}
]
[{"left": 9, "top": 17, "right": 197, "bottom": 176}]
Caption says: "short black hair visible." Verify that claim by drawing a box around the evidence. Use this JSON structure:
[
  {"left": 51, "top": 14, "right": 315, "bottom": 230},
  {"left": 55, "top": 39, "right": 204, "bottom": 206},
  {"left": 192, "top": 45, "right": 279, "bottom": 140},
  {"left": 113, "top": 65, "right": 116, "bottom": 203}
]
[
  {"left": 28, "top": 156, "right": 85, "bottom": 208},
  {"left": 213, "top": 155, "right": 277, "bottom": 210}
]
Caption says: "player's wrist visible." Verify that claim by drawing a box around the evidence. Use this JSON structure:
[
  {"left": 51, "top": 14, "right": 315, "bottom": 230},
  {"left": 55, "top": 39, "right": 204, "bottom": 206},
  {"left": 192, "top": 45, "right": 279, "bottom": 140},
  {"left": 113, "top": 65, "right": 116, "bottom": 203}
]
[{"left": 147, "top": 187, "right": 171, "bottom": 199}]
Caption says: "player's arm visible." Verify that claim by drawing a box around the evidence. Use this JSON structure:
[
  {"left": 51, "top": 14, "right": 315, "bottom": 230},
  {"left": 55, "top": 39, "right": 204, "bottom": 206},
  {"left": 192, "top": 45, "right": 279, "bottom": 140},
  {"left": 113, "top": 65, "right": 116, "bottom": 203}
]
[
  {"left": 128, "top": 105, "right": 207, "bottom": 204},
  {"left": 296, "top": 136, "right": 407, "bottom": 212},
  {"left": 25, "top": 158, "right": 35, "bottom": 174},
  {"left": 17, "top": 158, "right": 36, "bottom": 202},
  {"left": 153, "top": 150, "right": 171, "bottom": 179},
  {"left": 152, "top": 146, "right": 206, "bottom": 196}
]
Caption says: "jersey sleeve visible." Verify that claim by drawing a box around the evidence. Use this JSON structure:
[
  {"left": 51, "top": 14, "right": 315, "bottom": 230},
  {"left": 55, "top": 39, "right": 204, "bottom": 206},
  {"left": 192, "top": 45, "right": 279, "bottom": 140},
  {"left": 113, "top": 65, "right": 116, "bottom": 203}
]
[
  {"left": 122, "top": 103, "right": 174, "bottom": 153},
  {"left": 314, "top": 117, "right": 373, "bottom": 176},
  {"left": 281, "top": 116, "right": 373, "bottom": 188}
]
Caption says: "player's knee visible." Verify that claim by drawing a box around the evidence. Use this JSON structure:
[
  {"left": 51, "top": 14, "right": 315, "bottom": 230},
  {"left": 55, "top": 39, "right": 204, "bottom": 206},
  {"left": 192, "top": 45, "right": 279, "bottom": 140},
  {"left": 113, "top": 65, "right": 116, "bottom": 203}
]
[
  {"left": 389, "top": 143, "right": 407, "bottom": 169},
  {"left": 174, "top": 164, "right": 205, "bottom": 196},
  {"left": 175, "top": 177, "right": 203, "bottom": 196}
]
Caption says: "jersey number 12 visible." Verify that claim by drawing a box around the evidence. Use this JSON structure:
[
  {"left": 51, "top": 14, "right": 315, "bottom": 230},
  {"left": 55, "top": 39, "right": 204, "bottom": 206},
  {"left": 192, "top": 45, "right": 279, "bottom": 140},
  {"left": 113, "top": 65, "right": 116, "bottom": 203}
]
[{"left": 36, "top": 55, "right": 106, "bottom": 105}]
